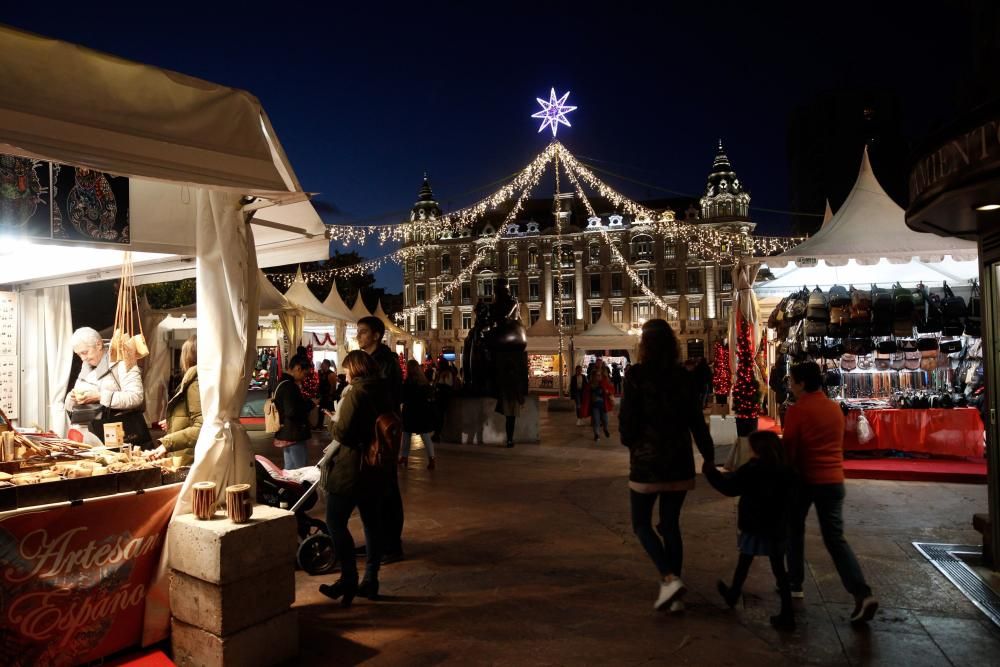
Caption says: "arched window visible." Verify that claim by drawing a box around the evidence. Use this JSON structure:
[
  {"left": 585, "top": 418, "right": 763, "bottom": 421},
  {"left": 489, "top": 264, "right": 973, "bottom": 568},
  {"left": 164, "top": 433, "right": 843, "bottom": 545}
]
[
  {"left": 631, "top": 234, "right": 653, "bottom": 262},
  {"left": 508, "top": 247, "right": 519, "bottom": 269},
  {"left": 528, "top": 246, "right": 539, "bottom": 268}
]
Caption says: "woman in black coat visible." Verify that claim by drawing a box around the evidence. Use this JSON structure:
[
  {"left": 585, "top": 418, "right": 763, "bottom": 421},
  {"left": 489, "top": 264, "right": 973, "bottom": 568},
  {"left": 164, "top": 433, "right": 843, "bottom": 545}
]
[
  {"left": 272, "top": 355, "right": 315, "bottom": 469},
  {"left": 618, "top": 319, "right": 715, "bottom": 613},
  {"left": 400, "top": 359, "right": 436, "bottom": 469}
]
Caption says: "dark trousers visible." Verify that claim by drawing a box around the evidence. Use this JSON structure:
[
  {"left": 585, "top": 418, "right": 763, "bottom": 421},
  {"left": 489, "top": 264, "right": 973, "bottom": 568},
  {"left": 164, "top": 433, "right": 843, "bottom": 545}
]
[
  {"left": 630, "top": 490, "right": 686, "bottom": 577},
  {"left": 787, "top": 482, "right": 871, "bottom": 598},
  {"left": 381, "top": 468, "right": 405, "bottom": 555},
  {"left": 728, "top": 549, "right": 793, "bottom": 617},
  {"left": 326, "top": 491, "right": 382, "bottom": 583}
]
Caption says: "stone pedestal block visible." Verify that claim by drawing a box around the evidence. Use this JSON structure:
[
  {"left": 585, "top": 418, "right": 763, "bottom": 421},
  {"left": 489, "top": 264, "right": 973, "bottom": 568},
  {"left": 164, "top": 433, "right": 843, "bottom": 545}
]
[
  {"left": 440, "top": 395, "right": 540, "bottom": 445},
  {"left": 168, "top": 505, "right": 295, "bottom": 585},
  {"left": 171, "top": 609, "right": 297, "bottom": 667},
  {"left": 170, "top": 564, "right": 295, "bottom": 636}
]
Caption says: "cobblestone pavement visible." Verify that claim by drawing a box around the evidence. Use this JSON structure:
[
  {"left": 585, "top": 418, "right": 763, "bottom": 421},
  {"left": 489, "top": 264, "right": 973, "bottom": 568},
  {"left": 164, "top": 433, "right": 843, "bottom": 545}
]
[{"left": 288, "top": 403, "right": 1000, "bottom": 666}]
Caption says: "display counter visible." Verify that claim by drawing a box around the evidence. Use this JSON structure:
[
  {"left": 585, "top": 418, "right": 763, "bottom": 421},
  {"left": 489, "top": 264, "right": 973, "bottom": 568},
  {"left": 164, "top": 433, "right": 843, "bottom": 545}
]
[{"left": 844, "top": 407, "right": 985, "bottom": 456}]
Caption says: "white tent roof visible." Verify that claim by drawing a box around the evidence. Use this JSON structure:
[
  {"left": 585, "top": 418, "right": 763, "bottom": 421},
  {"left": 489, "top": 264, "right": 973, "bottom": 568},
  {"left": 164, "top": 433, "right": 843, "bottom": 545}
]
[
  {"left": 575, "top": 305, "right": 635, "bottom": 351},
  {"left": 284, "top": 268, "right": 350, "bottom": 322},
  {"left": 321, "top": 280, "right": 356, "bottom": 322},
  {"left": 821, "top": 199, "right": 833, "bottom": 229},
  {"left": 374, "top": 299, "right": 408, "bottom": 337},
  {"left": 350, "top": 293, "right": 372, "bottom": 320},
  {"left": 0, "top": 26, "right": 329, "bottom": 290},
  {"left": 755, "top": 257, "right": 980, "bottom": 296},
  {"left": 767, "top": 148, "right": 977, "bottom": 269}
]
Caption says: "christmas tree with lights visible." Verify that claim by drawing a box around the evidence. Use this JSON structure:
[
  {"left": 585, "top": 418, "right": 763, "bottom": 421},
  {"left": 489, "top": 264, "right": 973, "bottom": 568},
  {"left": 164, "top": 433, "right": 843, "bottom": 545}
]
[
  {"left": 712, "top": 340, "right": 731, "bottom": 398},
  {"left": 732, "top": 318, "right": 759, "bottom": 421}
]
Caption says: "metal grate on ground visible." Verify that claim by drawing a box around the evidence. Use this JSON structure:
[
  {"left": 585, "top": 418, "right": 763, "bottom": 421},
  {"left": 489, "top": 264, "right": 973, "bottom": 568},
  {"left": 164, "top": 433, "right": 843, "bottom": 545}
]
[{"left": 913, "top": 542, "right": 1000, "bottom": 629}]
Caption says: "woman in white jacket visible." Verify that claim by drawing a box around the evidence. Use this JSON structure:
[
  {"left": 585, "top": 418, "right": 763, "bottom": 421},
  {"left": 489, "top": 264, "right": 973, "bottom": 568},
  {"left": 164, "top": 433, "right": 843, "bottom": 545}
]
[{"left": 66, "top": 327, "right": 147, "bottom": 445}]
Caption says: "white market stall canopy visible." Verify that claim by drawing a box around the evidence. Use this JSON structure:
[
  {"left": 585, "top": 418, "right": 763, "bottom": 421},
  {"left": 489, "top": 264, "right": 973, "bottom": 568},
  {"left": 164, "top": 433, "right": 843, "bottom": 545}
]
[
  {"left": 574, "top": 304, "right": 636, "bottom": 351},
  {"left": 0, "top": 26, "right": 329, "bottom": 289},
  {"left": 525, "top": 315, "right": 561, "bottom": 353},
  {"left": 757, "top": 148, "right": 978, "bottom": 297},
  {"left": 374, "top": 299, "right": 409, "bottom": 338},
  {"left": 350, "top": 293, "right": 372, "bottom": 320},
  {"left": 322, "top": 280, "right": 356, "bottom": 322},
  {"left": 284, "top": 268, "right": 352, "bottom": 323}
]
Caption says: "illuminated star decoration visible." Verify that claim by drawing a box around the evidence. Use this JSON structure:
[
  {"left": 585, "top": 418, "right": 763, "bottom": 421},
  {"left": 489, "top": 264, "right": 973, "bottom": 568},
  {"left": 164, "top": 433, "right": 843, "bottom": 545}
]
[{"left": 531, "top": 88, "right": 577, "bottom": 137}]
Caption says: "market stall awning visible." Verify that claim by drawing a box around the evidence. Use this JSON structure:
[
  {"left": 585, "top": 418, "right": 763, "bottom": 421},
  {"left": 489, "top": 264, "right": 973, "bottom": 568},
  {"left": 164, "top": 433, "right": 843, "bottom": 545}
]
[
  {"left": 574, "top": 301, "right": 635, "bottom": 350},
  {"left": 766, "top": 148, "right": 978, "bottom": 269},
  {"left": 350, "top": 293, "right": 372, "bottom": 320},
  {"left": 0, "top": 25, "right": 296, "bottom": 194},
  {"left": 321, "top": 280, "right": 356, "bottom": 322},
  {"left": 284, "top": 268, "right": 351, "bottom": 323},
  {"left": 374, "top": 299, "right": 409, "bottom": 338}
]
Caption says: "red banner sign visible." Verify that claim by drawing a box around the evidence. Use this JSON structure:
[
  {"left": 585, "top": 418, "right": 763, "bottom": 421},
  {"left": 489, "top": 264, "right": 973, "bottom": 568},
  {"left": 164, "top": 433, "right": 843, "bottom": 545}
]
[{"left": 1, "top": 484, "right": 180, "bottom": 666}]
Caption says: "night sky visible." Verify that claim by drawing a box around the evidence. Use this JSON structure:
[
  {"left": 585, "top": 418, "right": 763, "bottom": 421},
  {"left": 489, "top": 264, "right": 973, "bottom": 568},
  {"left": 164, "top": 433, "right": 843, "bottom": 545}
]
[{"left": 4, "top": 3, "right": 975, "bottom": 291}]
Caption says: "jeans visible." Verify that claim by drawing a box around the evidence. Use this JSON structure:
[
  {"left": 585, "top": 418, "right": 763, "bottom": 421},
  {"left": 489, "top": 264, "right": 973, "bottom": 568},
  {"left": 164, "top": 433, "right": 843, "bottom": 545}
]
[
  {"left": 787, "top": 482, "right": 871, "bottom": 598},
  {"left": 282, "top": 441, "right": 308, "bottom": 469},
  {"left": 591, "top": 404, "right": 608, "bottom": 437},
  {"left": 401, "top": 432, "right": 435, "bottom": 459},
  {"left": 630, "top": 490, "right": 686, "bottom": 577},
  {"left": 326, "top": 492, "right": 382, "bottom": 583}
]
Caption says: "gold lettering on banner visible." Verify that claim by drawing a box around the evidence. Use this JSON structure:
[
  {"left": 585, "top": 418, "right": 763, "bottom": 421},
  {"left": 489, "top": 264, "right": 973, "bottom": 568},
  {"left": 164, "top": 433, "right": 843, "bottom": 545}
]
[
  {"left": 7, "top": 527, "right": 160, "bottom": 582},
  {"left": 7, "top": 583, "right": 147, "bottom": 644}
]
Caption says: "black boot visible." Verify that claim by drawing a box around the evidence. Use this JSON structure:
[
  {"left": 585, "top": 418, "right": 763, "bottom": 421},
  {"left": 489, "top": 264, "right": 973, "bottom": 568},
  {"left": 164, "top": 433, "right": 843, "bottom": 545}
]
[
  {"left": 319, "top": 578, "right": 358, "bottom": 607},
  {"left": 358, "top": 577, "right": 380, "bottom": 600}
]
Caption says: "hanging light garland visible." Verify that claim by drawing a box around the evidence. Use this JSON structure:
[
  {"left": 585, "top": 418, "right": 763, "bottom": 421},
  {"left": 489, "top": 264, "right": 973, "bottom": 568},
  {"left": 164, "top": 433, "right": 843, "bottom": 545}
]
[
  {"left": 395, "top": 143, "right": 557, "bottom": 322},
  {"left": 266, "top": 244, "right": 434, "bottom": 288},
  {"left": 561, "top": 156, "right": 679, "bottom": 319}
]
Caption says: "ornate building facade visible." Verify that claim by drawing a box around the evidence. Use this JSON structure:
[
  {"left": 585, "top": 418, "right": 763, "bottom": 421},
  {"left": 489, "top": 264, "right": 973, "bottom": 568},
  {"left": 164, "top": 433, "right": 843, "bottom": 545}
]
[{"left": 401, "top": 142, "right": 756, "bottom": 361}]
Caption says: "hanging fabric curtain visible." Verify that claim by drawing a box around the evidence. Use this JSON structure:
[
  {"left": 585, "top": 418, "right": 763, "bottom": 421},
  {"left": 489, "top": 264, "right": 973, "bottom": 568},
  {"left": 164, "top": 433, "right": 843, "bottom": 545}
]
[
  {"left": 729, "top": 259, "right": 762, "bottom": 376},
  {"left": 278, "top": 308, "right": 304, "bottom": 355}
]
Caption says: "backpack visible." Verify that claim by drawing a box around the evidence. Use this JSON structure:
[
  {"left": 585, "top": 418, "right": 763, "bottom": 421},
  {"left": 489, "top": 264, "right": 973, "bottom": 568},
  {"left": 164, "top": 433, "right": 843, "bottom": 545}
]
[
  {"left": 361, "top": 412, "right": 403, "bottom": 471},
  {"left": 849, "top": 285, "right": 872, "bottom": 335},
  {"left": 264, "top": 380, "right": 290, "bottom": 434},
  {"left": 941, "top": 281, "right": 967, "bottom": 336},
  {"left": 784, "top": 288, "right": 809, "bottom": 322}
]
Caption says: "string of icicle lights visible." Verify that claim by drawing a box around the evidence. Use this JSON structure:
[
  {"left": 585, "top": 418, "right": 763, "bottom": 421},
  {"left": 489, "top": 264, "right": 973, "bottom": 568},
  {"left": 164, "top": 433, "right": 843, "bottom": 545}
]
[
  {"left": 394, "top": 143, "right": 556, "bottom": 322},
  {"left": 266, "top": 244, "right": 432, "bottom": 288},
  {"left": 560, "top": 152, "right": 679, "bottom": 319}
]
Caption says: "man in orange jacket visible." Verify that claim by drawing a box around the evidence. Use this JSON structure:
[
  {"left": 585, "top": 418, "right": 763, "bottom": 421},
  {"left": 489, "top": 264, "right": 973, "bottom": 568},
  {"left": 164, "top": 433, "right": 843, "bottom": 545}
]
[{"left": 783, "top": 361, "right": 878, "bottom": 625}]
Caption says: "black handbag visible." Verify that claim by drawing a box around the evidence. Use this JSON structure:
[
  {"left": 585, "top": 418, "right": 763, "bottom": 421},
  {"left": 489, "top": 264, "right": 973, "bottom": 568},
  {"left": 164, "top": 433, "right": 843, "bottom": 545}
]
[
  {"left": 69, "top": 404, "right": 105, "bottom": 424},
  {"left": 97, "top": 410, "right": 153, "bottom": 448}
]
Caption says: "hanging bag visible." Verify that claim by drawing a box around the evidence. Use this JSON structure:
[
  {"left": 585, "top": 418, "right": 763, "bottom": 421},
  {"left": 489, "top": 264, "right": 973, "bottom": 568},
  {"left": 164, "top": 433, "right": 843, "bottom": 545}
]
[
  {"left": 264, "top": 380, "right": 289, "bottom": 434},
  {"left": 941, "top": 281, "right": 967, "bottom": 336},
  {"left": 965, "top": 280, "right": 982, "bottom": 338}
]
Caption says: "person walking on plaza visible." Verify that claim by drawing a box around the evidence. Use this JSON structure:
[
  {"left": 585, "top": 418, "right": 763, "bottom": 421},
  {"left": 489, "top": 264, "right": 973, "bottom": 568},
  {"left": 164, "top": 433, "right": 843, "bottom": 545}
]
[
  {"left": 319, "top": 350, "right": 395, "bottom": 606},
  {"left": 316, "top": 358, "right": 337, "bottom": 429},
  {"left": 619, "top": 319, "right": 715, "bottom": 613},
  {"left": 580, "top": 365, "right": 614, "bottom": 442},
  {"left": 400, "top": 359, "right": 436, "bottom": 469},
  {"left": 783, "top": 361, "right": 879, "bottom": 624},
  {"left": 357, "top": 315, "right": 406, "bottom": 563},
  {"left": 570, "top": 365, "right": 585, "bottom": 427},
  {"left": 611, "top": 362, "right": 623, "bottom": 396},
  {"left": 702, "top": 430, "right": 796, "bottom": 631},
  {"left": 272, "top": 355, "right": 315, "bottom": 469},
  {"left": 431, "top": 359, "right": 456, "bottom": 443}
]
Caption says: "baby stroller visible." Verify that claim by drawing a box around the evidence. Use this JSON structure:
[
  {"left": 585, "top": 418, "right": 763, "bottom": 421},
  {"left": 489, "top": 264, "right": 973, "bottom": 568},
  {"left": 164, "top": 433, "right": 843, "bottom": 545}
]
[{"left": 254, "top": 455, "right": 336, "bottom": 575}]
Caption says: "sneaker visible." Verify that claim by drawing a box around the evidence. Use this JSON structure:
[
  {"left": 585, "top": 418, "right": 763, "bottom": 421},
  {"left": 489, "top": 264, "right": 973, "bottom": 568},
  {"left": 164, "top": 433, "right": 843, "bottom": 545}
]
[
  {"left": 669, "top": 599, "right": 685, "bottom": 613},
  {"left": 654, "top": 578, "right": 687, "bottom": 610},
  {"left": 778, "top": 585, "right": 805, "bottom": 599},
  {"left": 850, "top": 595, "right": 878, "bottom": 624}
]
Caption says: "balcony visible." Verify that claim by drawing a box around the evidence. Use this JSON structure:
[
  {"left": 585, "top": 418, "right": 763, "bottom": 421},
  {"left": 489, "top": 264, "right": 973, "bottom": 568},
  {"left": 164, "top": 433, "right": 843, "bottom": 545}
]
[
  {"left": 631, "top": 250, "right": 654, "bottom": 263},
  {"left": 611, "top": 289, "right": 623, "bottom": 297},
  {"left": 686, "top": 285, "right": 703, "bottom": 294},
  {"left": 589, "top": 290, "right": 601, "bottom": 298}
]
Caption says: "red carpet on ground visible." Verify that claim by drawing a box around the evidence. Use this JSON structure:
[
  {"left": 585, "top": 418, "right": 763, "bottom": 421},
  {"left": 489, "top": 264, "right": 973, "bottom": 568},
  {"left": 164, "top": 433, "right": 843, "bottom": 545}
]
[{"left": 757, "top": 415, "right": 986, "bottom": 483}]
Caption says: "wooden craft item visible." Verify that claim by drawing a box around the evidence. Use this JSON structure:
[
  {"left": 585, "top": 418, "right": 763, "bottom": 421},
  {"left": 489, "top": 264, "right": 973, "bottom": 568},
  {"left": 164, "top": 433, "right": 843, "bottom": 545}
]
[
  {"left": 192, "top": 481, "right": 218, "bottom": 520},
  {"left": 225, "top": 483, "right": 253, "bottom": 524}
]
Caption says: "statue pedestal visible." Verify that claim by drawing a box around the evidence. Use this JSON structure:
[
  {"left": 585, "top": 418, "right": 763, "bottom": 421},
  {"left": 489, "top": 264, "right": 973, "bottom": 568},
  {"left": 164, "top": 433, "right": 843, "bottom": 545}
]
[{"left": 441, "top": 395, "right": 540, "bottom": 445}]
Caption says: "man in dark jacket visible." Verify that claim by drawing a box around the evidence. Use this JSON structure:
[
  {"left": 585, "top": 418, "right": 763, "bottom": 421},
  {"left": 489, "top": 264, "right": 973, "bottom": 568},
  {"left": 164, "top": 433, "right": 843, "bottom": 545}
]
[
  {"left": 357, "top": 315, "right": 406, "bottom": 562},
  {"left": 273, "top": 356, "right": 315, "bottom": 469}
]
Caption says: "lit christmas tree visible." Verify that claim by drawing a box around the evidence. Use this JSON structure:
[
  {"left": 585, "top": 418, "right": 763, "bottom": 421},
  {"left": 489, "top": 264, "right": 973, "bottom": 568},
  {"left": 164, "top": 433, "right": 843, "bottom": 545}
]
[
  {"left": 712, "top": 340, "right": 731, "bottom": 397},
  {"left": 732, "top": 319, "right": 759, "bottom": 419}
]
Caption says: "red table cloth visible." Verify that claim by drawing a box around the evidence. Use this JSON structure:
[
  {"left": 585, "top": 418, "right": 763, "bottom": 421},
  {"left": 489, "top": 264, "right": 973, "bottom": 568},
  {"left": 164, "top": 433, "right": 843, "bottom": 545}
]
[{"left": 843, "top": 408, "right": 985, "bottom": 457}]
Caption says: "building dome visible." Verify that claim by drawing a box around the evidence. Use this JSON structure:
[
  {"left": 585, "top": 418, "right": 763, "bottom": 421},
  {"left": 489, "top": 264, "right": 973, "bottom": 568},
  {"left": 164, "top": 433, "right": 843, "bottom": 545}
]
[
  {"left": 699, "top": 140, "right": 751, "bottom": 222},
  {"left": 410, "top": 173, "right": 442, "bottom": 222}
]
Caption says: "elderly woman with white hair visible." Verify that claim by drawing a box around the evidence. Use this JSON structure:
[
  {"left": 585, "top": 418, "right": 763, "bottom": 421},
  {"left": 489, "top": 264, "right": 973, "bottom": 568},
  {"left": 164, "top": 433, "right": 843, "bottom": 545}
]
[{"left": 65, "top": 326, "right": 149, "bottom": 446}]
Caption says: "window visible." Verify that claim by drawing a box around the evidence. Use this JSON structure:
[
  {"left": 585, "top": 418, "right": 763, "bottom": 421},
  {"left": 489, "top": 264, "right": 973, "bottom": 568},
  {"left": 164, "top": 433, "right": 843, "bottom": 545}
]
[
  {"left": 632, "top": 269, "right": 651, "bottom": 295},
  {"left": 611, "top": 273, "right": 623, "bottom": 296},
  {"left": 416, "top": 285, "right": 426, "bottom": 303},
  {"left": 589, "top": 273, "right": 601, "bottom": 298},
  {"left": 415, "top": 257, "right": 425, "bottom": 274},
  {"left": 479, "top": 248, "right": 497, "bottom": 267},
  {"left": 508, "top": 248, "right": 519, "bottom": 269},
  {"left": 462, "top": 313, "right": 472, "bottom": 330},
  {"left": 417, "top": 315, "right": 426, "bottom": 332},
  {"left": 529, "top": 278, "right": 540, "bottom": 300},
  {"left": 631, "top": 234, "right": 653, "bottom": 261},
  {"left": 689, "top": 305, "right": 702, "bottom": 321},
  {"left": 557, "top": 244, "right": 574, "bottom": 269},
  {"left": 441, "top": 254, "right": 451, "bottom": 272},
  {"left": 460, "top": 254, "right": 469, "bottom": 270},
  {"left": 687, "top": 269, "right": 702, "bottom": 292},
  {"left": 664, "top": 244, "right": 676, "bottom": 260},
  {"left": 560, "top": 310, "right": 576, "bottom": 326},
  {"left": 720, "top": 267, "right": 733, "bottom": 291},
  {"left": 529, "top": 308, "right": 540, "bottom": 325},
  {"left": 591, "top": 306, "right": 602, "bottom": 324},
  {"left": 589, "top": 244, "right": 600, "bottom": 264},
  {"left": 554, "top": 277, "right": 574, "bottom": 298},
  {"left": 479, "top": 277, "right": 494, "bottom": 298},
  {"left": 508, "top": 279, "right": 519, "bottom": 297},
  {"left": 442, "top": 290, "right": 452, "bottom": 305},
  {"left": 612, "top": 305, "right": 624, "bottom": 324},
  {"left": 632, "top": 301, "right": 652, "bottom": 323},
  {"left": 528, "top": 247, "right": 539, "bottom": 268},
  {"left": 461, "top": 282, "right": 471, "bottom": 303},
  {"left": 443, "top": 314, "right": 453, "bottom": 331},
  {"left": 664, "top": 269, "right": 678, "bottom": 293},
  {"left": 720, "top": 301, "right": 732, "bottom": 322}
]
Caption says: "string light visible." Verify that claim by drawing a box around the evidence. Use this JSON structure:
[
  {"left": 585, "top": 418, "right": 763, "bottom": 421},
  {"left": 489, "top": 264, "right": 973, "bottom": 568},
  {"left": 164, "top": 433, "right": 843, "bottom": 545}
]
[
  {"left": 712, "top": 339, "right": 731, "bottom": 397},
  {"left": 266, "top": 244, "right": 433, "bottom": 287},
  {"left": 561, "top": 155, "right": 679, "bottom": 318},
  {"left": 395, "top": 143, "right": 557, "bottom": 321},
  {"left": 732, "top": 318, "right": 759, "bottom": 419}
]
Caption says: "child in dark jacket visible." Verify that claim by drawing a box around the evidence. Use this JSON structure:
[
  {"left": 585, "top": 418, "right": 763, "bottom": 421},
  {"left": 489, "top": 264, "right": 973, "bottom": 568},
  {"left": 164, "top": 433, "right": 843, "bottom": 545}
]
[{"left": 702, "top": 430, "right": 796, "bottom": 631}]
